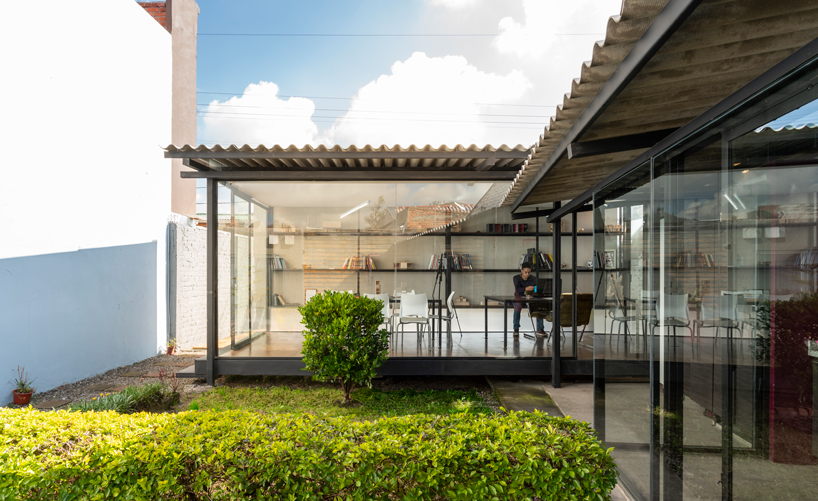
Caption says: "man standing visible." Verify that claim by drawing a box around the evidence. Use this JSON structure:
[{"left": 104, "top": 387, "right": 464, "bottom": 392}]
[{"left": 512, "top": 262, "right": 545, "bottom": 337}]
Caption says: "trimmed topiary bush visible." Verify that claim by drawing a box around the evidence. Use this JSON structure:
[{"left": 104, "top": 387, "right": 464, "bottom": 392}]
[
  {"left": 299, "top": 291, "right": 390, "bottom": 404},
  {"left": 0, "top": 408, "right": 618, "bottom": 500}
]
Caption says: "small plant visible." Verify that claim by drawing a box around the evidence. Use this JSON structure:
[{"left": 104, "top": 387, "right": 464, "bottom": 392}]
[
  {"left": 299, "top": 292, "right": 390, "bottom": 405},
  {"left": 167, "top": 338, "right": 177, "bottom": 348},
  {"left": 69, "top": 391, "right": 135, "bottom": 413},
  {"left": 158, "top": 369, "right": 182, "bottom": 406},
  {"left": 188, "top": 401, "right": 199, "bottom": 411},
  {"left": 10, "top": 366, "right": 35, "bottom": 394},
  {"left": 68, "top": 382, "right": 168, "bottom": 413}
]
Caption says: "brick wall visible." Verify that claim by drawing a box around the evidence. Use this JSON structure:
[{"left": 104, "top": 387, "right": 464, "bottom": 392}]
[
  {"left": 168, "top": 222, "right": 230, "bottom": 349},
  {"left": 138, "top": 2, "right": 170, "bottom": 32}
]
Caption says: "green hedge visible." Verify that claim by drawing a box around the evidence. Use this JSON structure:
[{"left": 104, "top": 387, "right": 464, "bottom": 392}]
[{"left": 0, "top": 408, "right": 617, "bottom": 501}]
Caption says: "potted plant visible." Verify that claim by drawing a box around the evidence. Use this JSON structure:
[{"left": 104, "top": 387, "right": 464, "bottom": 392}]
[
  {"left": 166, "top": 338, "right": 177, "bottom": 355},
  {"left": 10, "top": 366, "right": 35, "bottom": 405}
]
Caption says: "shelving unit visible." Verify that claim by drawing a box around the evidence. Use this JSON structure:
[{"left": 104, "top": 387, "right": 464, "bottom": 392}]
[{"left": 263, "top": 207, "right": 598, "bottom": 307}]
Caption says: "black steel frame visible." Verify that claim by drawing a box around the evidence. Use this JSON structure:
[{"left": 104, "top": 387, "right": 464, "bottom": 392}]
[
  {"left": 193, "top": 175, "right": 594, "bottom": 382},
  {"left": 587, "top": 36, "right": 818, "bottom": 501}
]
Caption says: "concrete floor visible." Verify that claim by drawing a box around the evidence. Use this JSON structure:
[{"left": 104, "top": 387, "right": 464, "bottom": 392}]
[{"left": 220, "top": 329, "right": 594, "bottom": 359}]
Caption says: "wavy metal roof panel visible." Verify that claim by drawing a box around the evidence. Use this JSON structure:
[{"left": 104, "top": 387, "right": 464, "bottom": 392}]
[
  {"left": 503, "top": 0, "right": 818, "bottom": 207},
  {"left": 164, "top": 143, "right": 532, "bottom": 172}
]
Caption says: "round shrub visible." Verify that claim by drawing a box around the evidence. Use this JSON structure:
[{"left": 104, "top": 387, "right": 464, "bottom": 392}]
[{"left": 299, "top": 291, "right": 390, "bottom": 404}]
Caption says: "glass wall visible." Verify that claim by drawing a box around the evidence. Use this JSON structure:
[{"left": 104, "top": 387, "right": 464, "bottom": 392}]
[
  {"left": 593, "top": 163, "right": 653, "bottom": 496},
  {"left": 594, "top": 69, "right": 818, "bottom": 500},
  {"left": 213, "top": 182, "right": 588, "bottom": 359}
]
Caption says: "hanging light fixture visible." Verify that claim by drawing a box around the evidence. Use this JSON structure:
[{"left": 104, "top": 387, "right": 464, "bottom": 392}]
[{"left": 340, "top": 200, "right": 370, "bottom": 219}]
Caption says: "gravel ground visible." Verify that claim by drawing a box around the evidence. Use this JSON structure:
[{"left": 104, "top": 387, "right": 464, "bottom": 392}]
[
  {"left": 7, "top": 355, "right": 501, "bottom": 412},
  {"left": 4, "top": 351, "right": 205, "bottom": 409}
]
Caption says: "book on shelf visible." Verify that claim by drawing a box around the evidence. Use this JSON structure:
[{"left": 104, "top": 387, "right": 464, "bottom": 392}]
[
  {"left": 427, "top": 252, "right": 473, "bottom": 270},
  {"left": 794, "top": 248, "right": 818, "bottom": 269},
  {"left": 271, "top": 293, "right": 287, "bottom": 306},
  {"left": 673, "top": 252, "right": 716, "bottom": 268},
  {"left": 519, "top": 249, "right": 552, "bottom": 271},
  {"left": 594, "top": 251, "right": 604, "bottom": 270},
  {"left": 341, "top": 256, "right": 377, "bottom": 270},
  {"left": 271, "top": 254, "right": 287, "bottom": 270}
]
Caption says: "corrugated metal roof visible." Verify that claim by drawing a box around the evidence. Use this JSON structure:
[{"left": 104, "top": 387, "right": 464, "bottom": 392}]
[
  {"left": 503, "top": 0, "right": 818, "bottom": 207},
  {"left": 164, "top": 143, "right": 531, "bottom": 172}
]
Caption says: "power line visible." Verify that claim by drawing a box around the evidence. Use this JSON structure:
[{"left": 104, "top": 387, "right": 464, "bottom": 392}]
[
  {"left": 197, "top": 91, "right": 559, "bottom": 109},
  {"left": 197, "top": 102, "right": 551, "bottom": 119},
  {"left": 197, "top": 111, "right": 545, "bottom": 126},
  {"left": 199, "top": 32, "right": 604, "bottom": 37}
]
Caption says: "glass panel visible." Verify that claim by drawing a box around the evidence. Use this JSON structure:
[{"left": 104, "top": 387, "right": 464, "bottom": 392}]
[
  {"left": 725, "top": 98, "right": 818, "bottom": 499},
  {"left": 594, "top": 162, "right": 653, "bottom": 500},
  {"left": 654, "top": 138, "right": 724, "bottom": 500},
  {"left": 213, "top": 182, "right": 570, "bottom": 359}
]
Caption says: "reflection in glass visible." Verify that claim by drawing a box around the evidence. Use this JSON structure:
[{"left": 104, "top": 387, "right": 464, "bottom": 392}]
[
  {"left": 595, "top": 94, "right": 818, "bottom": 500},
  {"left": 213, "top": 182, "right": 576, "bottom": 359},
  {"left": 593, "top": 162, "right": 653, "bottom": 499}
]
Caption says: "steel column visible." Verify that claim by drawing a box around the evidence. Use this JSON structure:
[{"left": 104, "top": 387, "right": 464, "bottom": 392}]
[
  {"left": 552, "top": 203, "right": 562, "bottom": 388},
  {"left": 206, "top": 179, "right": 218, "bottom": 386}
]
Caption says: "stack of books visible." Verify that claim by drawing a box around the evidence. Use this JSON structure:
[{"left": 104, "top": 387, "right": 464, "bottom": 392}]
[
  {"left": 519, "top": 249, "right": 553, "bottom": 271},
  {"left": 342, "top": 256, "right": 377, "bottom": 270},
  {"left": 673, "top": 252, "right": 716, "bottom": 268},
  {"left": 271, "top": 255, "right": 287, "bottom": 270},
  {"left": 428, "top": 253, "right": 473, "bottom": 270}
]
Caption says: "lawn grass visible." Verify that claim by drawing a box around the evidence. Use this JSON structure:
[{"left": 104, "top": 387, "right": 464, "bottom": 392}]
[{"left": 190, "top": 385, "right": 494, "bottom": 420}]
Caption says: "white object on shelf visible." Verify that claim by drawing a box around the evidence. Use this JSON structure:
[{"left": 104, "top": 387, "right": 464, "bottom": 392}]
[
  {"left": 269, "top": 235, "right": 279, "bottom": 245},
  {"left": 765, "top": 227, "right": 785, "bottom": 238},
  {"left": 284, "top": 235, "right": 295, "bottom": 245}
]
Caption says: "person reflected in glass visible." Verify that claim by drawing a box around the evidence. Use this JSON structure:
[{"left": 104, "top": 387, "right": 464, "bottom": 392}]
[{"left": 513, "top": 262, "right": 545, "bottom": 337}]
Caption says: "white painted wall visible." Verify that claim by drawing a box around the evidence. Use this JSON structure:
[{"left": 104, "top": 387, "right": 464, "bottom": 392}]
[{"left": 0, "top": 0, "right": 172, "bottom": 404}]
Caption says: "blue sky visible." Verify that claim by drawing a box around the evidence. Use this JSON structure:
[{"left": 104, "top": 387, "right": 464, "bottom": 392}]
[{"left": 194, "top": 0, "right": 623, "bottom": 147}]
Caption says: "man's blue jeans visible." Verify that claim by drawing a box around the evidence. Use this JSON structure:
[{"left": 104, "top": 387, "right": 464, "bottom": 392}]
[{"left": 513, "top": 301, "right": 544, "bottom": 332}]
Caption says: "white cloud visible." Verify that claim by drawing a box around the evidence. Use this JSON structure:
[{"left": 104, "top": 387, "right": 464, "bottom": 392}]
[
  {"left": 495, "top": 0, "right": 622, "bottom": 59},
  {"left": 198, "top": 81, "right": 320, "bottom": 146},
  {"left": 425, "top": 0, "right": 480, "bottom": 9},
  {"left": 323, "top": 52, "right": 532, "bottom": 147}
]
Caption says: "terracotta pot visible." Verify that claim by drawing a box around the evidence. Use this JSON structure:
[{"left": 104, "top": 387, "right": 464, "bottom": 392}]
[
  {"left": 166, "top": 346, "right": 176, "bottom": 355},
  {"left": 12, "top": 390, "right": 32, "bottom": 405}
]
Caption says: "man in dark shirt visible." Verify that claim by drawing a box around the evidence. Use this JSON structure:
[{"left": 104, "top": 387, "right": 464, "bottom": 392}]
[{"left": 513, "top": 262, "right": 545, "bottom": 337}]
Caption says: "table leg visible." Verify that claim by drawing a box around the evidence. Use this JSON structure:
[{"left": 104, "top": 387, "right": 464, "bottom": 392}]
[
  {"left": 438, "top": 300, "right": 442, "bottom": 347},
  {"left": 484, "top": 299, "right": 488, "bottom": 340},
  {"left": 504, "top": 300, "right": 508, "bottom": 351}
]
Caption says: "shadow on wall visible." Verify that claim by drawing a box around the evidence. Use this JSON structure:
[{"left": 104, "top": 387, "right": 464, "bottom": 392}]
[{"left": 0, "top": 242, "right": 158, "bottom": 405}]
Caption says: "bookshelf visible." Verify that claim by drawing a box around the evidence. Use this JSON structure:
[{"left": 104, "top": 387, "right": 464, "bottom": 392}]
[{"left": 264, "top": 208, "right": 597, "bottom": 307}]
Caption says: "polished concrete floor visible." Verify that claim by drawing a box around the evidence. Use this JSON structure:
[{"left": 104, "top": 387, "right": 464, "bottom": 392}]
[
  {"left": 219, "top": 328, "right": 594, "bottom": 359},
  {"left": 217, "top": 327, "right": 763, "bottom": 363}
]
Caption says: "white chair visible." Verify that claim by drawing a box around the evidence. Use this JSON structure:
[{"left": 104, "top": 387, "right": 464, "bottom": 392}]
[
  {"left": 607, "top": 293, "right": 637, "bottom": 349},
  {"left": 430, "top": 291, "right": 463, "bottom": 342},
  {"left": 651, "top": 294, "right": 692, "bottom": 353},
  {"left": 397, "top": 293, "right": 431, "bottom": 342},
  {"left": 364, "top": 293, "right": 392, "bottom": 333},
  {"left": 693, "top": 294, "right": 740, "bottom": 357}
]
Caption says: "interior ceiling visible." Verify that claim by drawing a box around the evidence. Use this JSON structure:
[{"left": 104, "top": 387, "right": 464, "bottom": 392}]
[
  {"left": 231, "top": 182, "right": 494, "bottom": 208},
  {"left": 503, "top": 0, "right": 818, "bottom": 208}
]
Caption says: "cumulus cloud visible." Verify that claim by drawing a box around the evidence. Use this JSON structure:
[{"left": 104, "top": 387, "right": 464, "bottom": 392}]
[
  {"left": 198, "top": 81, "right": 320, "bottom": 146},
  {"left": 494, "top": 0, "right": 621, "bottom": 59},
  {"left": 425, "top": 0, "right": 480, "bottom": 9},
  {"left": 323, "top": 52, "right": 532, "bottom": 147}
]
